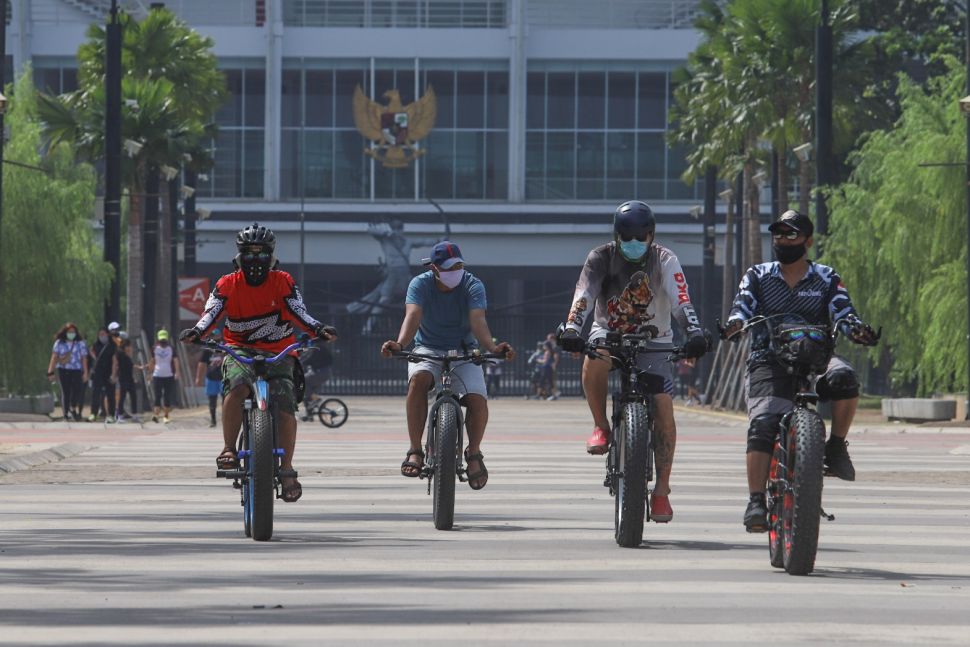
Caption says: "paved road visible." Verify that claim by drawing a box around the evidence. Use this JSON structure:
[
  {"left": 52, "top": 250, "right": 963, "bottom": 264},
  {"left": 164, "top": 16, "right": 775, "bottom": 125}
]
[{"left": 1, "top": 398, "right": 969, "bottom": 645}]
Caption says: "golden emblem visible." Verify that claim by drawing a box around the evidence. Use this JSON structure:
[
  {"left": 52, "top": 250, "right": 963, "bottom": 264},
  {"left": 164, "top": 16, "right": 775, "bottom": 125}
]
[{"left": 353, "top": 85, "right": 437, "bottom": 168}]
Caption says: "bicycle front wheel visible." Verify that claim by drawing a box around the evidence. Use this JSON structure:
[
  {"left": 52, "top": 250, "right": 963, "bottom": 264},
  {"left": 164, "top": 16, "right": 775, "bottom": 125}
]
[
  {"left": 249, "top": 407, "right": 276, "bottom": 541},
  {"left": 430, "top": 400, "right": 460, "bottom": 531},
  {"left": 782, "top": 408, "right": 826, "bottom": 574},
  {"left": 318, "top": 398, "right": 349, "bottom": 428},
  {"left": 767, "top": 436, "right": 786, "bottom": 569},
  {"left": 614, "top": 402, "right": 649, "bottom": 548}
]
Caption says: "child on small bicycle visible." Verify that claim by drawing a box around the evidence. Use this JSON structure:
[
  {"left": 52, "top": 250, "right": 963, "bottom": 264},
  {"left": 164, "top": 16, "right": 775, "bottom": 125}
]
[
  {"left": 180, "top": 223, "right": 336, "bottom": 503},
  {"left": 380, "top": 241, "right": 514, "bottom": 490}
]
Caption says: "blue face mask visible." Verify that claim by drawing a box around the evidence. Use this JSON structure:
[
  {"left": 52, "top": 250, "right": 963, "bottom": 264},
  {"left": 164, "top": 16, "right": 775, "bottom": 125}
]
[{"left": 618, "top": 239, "right": 648, "bottom": 261}]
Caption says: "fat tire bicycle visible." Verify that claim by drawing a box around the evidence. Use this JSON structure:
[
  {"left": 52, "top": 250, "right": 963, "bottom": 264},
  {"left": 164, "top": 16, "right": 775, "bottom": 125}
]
[
  {"left": 195, "top": 335, "right": 315, "bottom": 542},
  {"left": 722, "top": 313, "right": 880, "bottom": 575},
  {"left": 576, "top": 330, "right": 684, "bottom": 548},
  {"left": 393, "top": 349, "right": 507, "bottom": 530}
]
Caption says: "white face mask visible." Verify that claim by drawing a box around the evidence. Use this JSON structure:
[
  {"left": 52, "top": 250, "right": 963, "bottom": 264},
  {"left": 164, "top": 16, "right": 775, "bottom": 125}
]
[{"left": 437, "top": 268, "right": 465, "bottom": 289}]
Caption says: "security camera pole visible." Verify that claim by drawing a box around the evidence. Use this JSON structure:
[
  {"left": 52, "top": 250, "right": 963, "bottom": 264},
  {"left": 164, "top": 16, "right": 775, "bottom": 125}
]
[
  {"left": 815, "top": 0, "right": 833, "bottom": 248},
  {"left": 104, "top": 0, "right": 123, "bottom": 323}
]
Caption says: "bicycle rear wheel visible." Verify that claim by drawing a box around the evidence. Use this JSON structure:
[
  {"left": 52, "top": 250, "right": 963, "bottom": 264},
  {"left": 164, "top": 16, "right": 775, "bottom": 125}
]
[
  {"left": 318, "top": 398, "right": 349, "bottom": 428},
  {"left": 782, "top": 408, "right": 826, "bottom": 574},
  {"left": 430, "top": 400, "right": 460, "bottom": 530},
  {"left": 249, "top": 407, "right": 276, "bottom": 541},
  {"left": 614, "top": 402, "right": 649, "bottom": 548}
]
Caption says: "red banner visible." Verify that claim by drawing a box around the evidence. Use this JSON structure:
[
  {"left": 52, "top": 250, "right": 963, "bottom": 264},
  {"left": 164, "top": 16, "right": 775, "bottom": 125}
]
[{"left": 179, "top": 277, "right": 210, "bottom": 322}]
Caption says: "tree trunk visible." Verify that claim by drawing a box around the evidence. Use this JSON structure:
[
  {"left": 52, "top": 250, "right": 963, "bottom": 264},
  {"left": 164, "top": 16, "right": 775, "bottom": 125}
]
[
  {"left": 143, "top": 167, "right": 159, "bottom": 337},
  {"left": 744, "top": 161, "right": 762, "bottom": 268},
  {"left": 157, "top": 172, "right": 171, "bottom": 337},
  {"left": 126, "top": 173, "right": 144, "bottom": 339},
  {"left": 776, "top": 145, "right": 790, "bottom": 214}
]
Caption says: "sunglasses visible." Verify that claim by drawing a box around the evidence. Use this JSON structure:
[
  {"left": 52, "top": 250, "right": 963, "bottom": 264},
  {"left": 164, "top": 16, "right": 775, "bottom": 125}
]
[
  {"left": 241, "top": 251, "right": 272, "bottom": 263},
  {"left": 782, "top": 328, "right": 827, "bottom": 342},
  {"left": 772, "top": 230, "right": 800, "bottom": 240},
  {"left": 618, "top": 234, "right": 651, "bottom": 242}
]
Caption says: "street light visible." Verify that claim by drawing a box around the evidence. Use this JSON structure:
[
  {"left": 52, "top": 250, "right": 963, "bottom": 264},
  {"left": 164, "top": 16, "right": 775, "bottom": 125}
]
[
  {"left": 688, "top": 205, "right": 703, "bottom": 220},
  {"left": 793, "top": 142, "right": 813, "bottom": 163},
  {"left": 752, "top": 170, "right": 768, "bottom": 186}
]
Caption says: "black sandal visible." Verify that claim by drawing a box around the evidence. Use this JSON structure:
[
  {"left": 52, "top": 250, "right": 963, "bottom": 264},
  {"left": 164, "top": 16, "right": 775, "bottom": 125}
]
[
  {"left": 278, "top": 469, "right": 302, "bottom": 503},
  {"left": 401, "top": 448, "right": 425, "bottom": 478},
  {"left": 216, "top": 447, "right": 239, "bottom": 470},
  {"left": 464, "top": 450, "right": 488, "bottom": 490}
]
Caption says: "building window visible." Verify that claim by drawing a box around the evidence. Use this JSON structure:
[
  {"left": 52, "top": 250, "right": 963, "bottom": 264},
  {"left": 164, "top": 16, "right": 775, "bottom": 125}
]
[
  {"left": 525, "top": 64, "right": 701, "bottom": 202},
  {"left": 197, "top": 65, "right": 266, "bottom": 199},
  {"left": 33, "top": 62, "right": 78, "bottom": 95},
  {"left": 281, "top": 59, "right": 508, "bottom": 201}
]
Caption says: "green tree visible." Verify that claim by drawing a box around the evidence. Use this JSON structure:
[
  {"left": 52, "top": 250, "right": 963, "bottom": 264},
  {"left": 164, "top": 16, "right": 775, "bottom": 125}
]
[
  {"left": 0, "top": 71, "right": 112, "bottom": 395},
  {"left": 36, "top": 5, "right": 225, "bottom": 338},
  {"left": 824, "top": 57, "right": 966, "bottom": 394}
]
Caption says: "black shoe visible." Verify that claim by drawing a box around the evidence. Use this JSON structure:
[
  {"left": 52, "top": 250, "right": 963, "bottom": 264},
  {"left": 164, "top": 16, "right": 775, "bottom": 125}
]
[
  {"left": 825, "top": 437, "right": 856, "bottom": 481},
  {"left": 744, "top": 494, "right": 768, "bottom": 533}
]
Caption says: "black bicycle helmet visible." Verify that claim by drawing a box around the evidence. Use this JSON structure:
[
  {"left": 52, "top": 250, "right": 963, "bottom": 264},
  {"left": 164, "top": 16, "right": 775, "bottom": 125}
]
[
  {"left": 613, "top": 201, "right": 656, "bottom": 241},
  {"left": 236, "top": 222, "right": 276, "bottom": 251},
  {"left": 235, "top": 222, "right": 277, "bottom": 286}
]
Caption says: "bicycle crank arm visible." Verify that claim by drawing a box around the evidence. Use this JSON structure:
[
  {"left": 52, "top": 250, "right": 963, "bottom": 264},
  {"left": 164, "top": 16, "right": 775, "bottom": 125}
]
[{"left": 820, "top": 507, "right": 835, "bottom": 521}]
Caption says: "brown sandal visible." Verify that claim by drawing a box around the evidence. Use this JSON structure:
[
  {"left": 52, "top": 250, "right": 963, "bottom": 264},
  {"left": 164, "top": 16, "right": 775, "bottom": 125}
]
[
  {"left": 401, "top": 448, "right": 425, "bottom": 478},
  {"left": 216, "top": 447, "right": 238, "bottom": 469},
  {"left": 464, "top": 450, "right": 488, "bottom": 490},
  {"left": 279, "top": 469, "right": 302, "bottom": 503}
]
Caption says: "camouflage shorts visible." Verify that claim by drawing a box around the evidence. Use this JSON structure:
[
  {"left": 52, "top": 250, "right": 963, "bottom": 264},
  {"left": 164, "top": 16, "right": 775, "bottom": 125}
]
[{"left": 222, "top": 352, "right": 297, "bottom": 415}]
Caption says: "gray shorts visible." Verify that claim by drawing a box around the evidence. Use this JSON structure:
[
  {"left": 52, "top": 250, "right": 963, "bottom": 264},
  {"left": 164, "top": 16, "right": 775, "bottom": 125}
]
[
  {"left": 406, "top": 346, "right": 488, "bottom": 399},
  {"left": 588, "top": 327, "right": 674, "bottom": 396}
]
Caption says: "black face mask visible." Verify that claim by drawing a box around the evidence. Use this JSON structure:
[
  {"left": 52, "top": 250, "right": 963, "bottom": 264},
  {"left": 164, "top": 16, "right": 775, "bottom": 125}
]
[
  {"left": 236, "top": 249, "right": 273, "bottom": 286},
  {"left": 773, "top": 243, "right": 806, "bottom": 265}
]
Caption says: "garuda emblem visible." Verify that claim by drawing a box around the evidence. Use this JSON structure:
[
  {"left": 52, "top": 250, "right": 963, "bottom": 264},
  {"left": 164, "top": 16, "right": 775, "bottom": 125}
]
[{"left": 353, "top": 85, "right": 437, "bottom": 169}]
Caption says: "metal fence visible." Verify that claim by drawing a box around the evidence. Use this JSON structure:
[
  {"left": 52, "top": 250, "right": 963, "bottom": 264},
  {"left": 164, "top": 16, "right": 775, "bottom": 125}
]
[
  {"left": 33, "top": 0, "right": 258, "bottom": 26},
  {"left": 283, "top": 0, "right": 507, "bottom": 28},
  {"left": 526, "top": 0, "right": 702, "bottom": 29},
  {"left": 323, "top": 311, "right": 582, "bottom": 396}
]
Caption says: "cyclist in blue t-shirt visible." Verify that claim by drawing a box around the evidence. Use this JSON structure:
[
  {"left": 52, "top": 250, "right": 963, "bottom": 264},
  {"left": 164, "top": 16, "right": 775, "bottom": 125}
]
[{"left": 381, "top": 241, "right": 515, "bottom": 490}]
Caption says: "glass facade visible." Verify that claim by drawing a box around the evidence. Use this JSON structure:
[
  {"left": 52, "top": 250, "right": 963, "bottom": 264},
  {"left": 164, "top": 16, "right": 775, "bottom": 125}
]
[
  {"left": 526, "top": 63, "right": 700, "bottom": 202},
  {"left": 281, "top": 58, "right": 509, "bottom": 201},
  {"left": 197, "top": 63, "right": 266, "bottom": 199}
]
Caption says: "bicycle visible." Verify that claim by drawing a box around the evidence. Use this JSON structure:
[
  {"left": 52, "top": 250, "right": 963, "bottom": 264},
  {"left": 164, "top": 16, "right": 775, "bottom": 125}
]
[
  {"left": 721, "top": 313, "right": 879, "bottom": 574},
  {"left": 577, "top": 329, "right": 685, "bottom": 548},
  {"left": 301, "top": 393, "right": 349, "bottom": 428},
  {"left": 392, "top": 348, "right": 507, "bottom": 530},
  {"left": 195, "top": 335, "right": 315, "bottom": 542}
]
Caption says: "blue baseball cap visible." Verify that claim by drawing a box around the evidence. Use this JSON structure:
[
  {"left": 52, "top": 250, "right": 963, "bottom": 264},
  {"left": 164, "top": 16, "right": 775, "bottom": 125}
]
[{"left": 422, "top": 241, "right": 465, "bottom": 269}]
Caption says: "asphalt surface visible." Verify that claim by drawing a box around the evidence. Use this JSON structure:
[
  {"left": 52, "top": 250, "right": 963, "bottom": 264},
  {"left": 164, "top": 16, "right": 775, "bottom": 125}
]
[{"left": 1, "top": 397, "right": 968, "bottom": 645}]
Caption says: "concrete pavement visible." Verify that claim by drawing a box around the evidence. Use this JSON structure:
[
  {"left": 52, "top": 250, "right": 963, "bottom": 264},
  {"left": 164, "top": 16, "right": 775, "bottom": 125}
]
[{"left": 1, "top": 397, "right": 968, "bottom": 644}]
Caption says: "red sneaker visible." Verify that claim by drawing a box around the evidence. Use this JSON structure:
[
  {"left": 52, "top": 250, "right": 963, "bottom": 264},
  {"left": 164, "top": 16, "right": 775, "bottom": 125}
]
[
  {"left": 650, "top": 493, "right": 673, "bottom": 522},
  {"left": 586, "top": 427, "right": 610, "bottom": 455}
]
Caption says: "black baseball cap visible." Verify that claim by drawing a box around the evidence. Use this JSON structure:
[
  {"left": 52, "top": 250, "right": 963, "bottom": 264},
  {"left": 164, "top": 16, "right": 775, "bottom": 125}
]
[{"left": 768, "top": 210, "right": 814, "bottom": 237}]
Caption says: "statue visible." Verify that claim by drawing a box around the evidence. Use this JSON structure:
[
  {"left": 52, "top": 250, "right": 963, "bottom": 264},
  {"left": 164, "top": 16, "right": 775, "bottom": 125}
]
[{"left": 347, "top": 219, "right": 439, "bottom": 334}]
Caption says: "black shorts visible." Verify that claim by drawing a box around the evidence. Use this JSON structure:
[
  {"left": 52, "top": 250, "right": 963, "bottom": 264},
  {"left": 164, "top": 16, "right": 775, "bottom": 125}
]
[{"left": 153, "top": 376, "right": 177, "bottom": 408}]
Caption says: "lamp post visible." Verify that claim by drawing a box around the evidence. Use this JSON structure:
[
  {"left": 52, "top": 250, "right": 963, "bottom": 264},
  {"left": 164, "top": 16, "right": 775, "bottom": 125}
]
[
  {"left": 104, "top": 0, "right": 123, "bottom": 324},
  {"left": 0, "top": 0, "right": 7, "bottom": 278},
  {"left": 965, "top": 5, "right": 970, "bottom": 419},
  {"left": 719, "top": 186, "right": 736, "bottom": 322},
  {"left": 816, "top": 0, "right": 834, "bottom": 247}
]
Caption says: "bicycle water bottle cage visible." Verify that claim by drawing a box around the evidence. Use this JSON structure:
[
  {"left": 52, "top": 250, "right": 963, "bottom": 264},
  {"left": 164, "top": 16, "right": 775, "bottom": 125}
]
[{"left": 772, "top": 324, "right": 833, "bottom": 374}]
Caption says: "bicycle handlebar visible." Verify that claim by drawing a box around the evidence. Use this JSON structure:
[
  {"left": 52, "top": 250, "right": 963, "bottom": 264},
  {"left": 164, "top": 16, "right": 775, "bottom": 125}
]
[
  {"left": 391, "top": 349, "right": 508, "bottom": 365},
  {"left": 193, "top": 335, "right": 315, "bottom": 365}
]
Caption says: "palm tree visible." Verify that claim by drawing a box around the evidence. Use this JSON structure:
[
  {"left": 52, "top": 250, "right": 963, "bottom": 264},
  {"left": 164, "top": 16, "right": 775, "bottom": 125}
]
[{"left": 37, "top": 5, "right": 225, "bottom": 338}]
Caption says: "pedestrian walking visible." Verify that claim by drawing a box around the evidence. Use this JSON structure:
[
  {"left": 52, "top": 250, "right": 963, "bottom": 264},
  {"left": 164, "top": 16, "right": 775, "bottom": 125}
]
[
  {"left": 46, "top": 322, "right": 89, "bottom": 421},
  {"left": 88, "top": 322, "right": 120, "bottom": 422},
  {"left": 195, "top": 329, "right": 225, "bottom": 428},
  {"left": 112, "top": 333, "right": 140, "bottom": 420},
  {"left": 485, "top": 337, "right": 503, "bottom": 398},
  {"left": 147, "top": 329, "right": 180, "bottom": 424}
]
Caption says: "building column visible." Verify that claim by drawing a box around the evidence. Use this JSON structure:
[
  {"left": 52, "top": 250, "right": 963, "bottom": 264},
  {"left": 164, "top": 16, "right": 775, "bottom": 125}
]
[
  {"left": 263, "top": 0, "right": 283, "bottom": 201},
  {"left": 507, "top": 0, "right": 526, "bottom": 203}
]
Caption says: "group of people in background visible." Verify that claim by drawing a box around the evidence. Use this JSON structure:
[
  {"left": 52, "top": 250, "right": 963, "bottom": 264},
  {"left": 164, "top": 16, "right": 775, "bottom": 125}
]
[
  {"left": 525, "top": 333, "right": 562, "bottom": 400},
  {"left": 47, "top": 323, "right": 181, "bottom": 424}
]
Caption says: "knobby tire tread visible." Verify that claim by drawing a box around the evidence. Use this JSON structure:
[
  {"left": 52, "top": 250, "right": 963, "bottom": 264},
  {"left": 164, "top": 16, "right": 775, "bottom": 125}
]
[
  {"left": 250, "top": 408, "right": 275, "bottom": 541},
  {"left": 432, "top": 401, "right": 459, "bottom": 530},
  {"left": 784, "top": 408, "right": 825, "bottom": 574},
  {"left": 615, "top": 403, "right": 649, "bottom": 547}
]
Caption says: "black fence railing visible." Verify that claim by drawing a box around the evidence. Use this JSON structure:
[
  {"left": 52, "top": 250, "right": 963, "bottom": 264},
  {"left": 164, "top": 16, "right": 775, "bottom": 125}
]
[{"left": 324, "top": 312, "right": 582, "bottom": 396}]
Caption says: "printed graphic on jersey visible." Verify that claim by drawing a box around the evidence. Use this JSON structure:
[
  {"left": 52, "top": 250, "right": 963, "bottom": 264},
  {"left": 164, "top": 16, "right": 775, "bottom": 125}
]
[
  {"left": 226, "top": 313, "right": 294, "bottom": 344},
  {"left": 567, "top": 297, "right": 588, "bottom": 327},
  {"left": 606, "top": 271, "right": 656, "bottom": 334}
]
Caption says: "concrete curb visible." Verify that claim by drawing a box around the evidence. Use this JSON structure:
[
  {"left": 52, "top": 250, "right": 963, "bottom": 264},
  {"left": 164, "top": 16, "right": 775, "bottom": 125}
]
[{"left": 0, "top": 443, "right": 94, "bottom": 475}]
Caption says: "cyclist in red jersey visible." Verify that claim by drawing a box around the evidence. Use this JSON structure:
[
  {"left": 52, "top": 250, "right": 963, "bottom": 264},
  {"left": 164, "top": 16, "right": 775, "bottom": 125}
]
[{"left": 181, "top": 223, "right": 336, "bottom": 503}]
